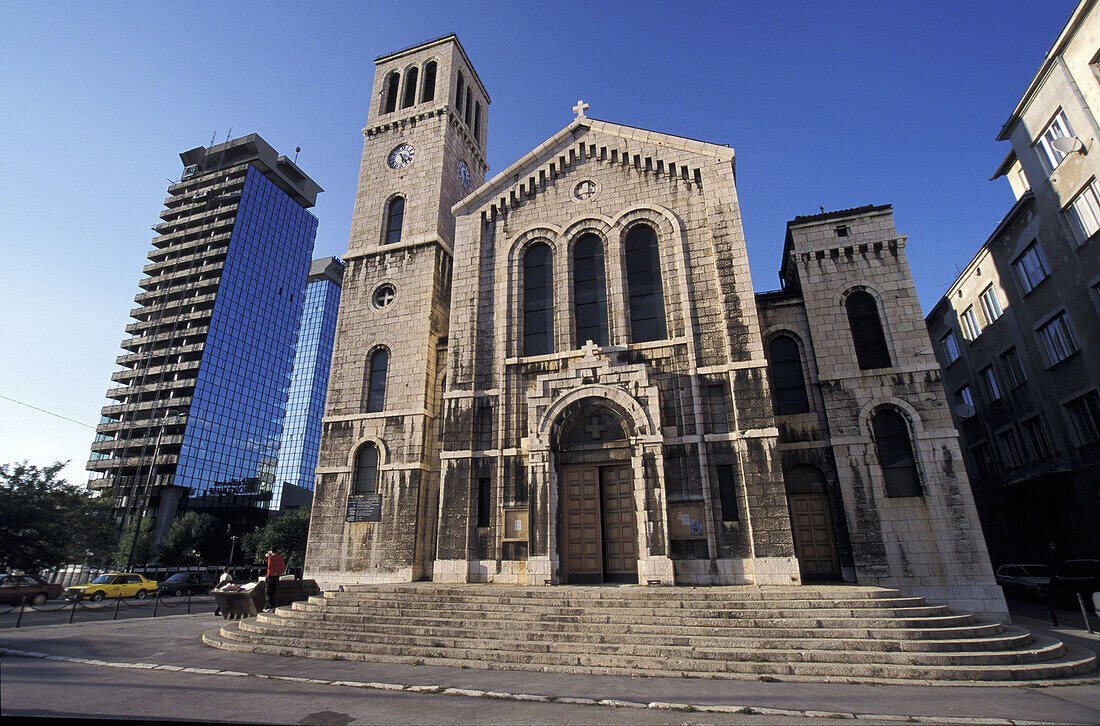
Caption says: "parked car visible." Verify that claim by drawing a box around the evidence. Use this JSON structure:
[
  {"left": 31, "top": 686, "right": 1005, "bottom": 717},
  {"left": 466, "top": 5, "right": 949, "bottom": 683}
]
[
  {"left": 1051, "top": 559, "right": 1100, "bottom": 605},
  {"left": 0, "top": 573, "right": 64, "bottom": 605},
  {"left": 64, "top": 573, "right": 158, "bottom": 602},
  {"left": 158, "top": 571, "right": 217, "bottom": 597},
  {"left": 994, "top": 564, "right": 1050, "bottom": 599}
]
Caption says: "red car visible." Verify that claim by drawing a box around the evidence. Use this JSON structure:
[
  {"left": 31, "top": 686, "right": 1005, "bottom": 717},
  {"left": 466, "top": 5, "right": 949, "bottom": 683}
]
[{"left": 0, "top": 573, "right": 64, "bottom": 605}]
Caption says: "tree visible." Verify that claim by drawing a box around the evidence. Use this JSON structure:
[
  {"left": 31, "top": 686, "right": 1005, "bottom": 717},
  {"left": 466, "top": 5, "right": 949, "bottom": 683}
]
[
  {"left": 241, "top": 507, "right": 310, "bottom": 566},
  {"left": 113, "top": 517, "right": 154, "bottom": 569},
  {"left": 0, "top": 461, "right": 113, "bottom": 573},
  {"left": 157, "top": 512, "right": 221, "bottom": 565}
]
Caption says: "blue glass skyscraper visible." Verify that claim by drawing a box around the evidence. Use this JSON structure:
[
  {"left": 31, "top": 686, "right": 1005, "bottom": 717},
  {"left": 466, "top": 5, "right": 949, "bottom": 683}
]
[
  {"left": 89, "top": 134, "right": 322, "bottom": 543},
  {"left": 272, "top": 256, "right": 345, "bottom": 510}
]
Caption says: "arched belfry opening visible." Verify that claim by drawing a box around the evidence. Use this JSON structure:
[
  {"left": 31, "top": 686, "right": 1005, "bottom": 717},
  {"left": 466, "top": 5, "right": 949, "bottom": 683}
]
[{"left": 553, "top": 400, "right": 638, "bottom": 584}]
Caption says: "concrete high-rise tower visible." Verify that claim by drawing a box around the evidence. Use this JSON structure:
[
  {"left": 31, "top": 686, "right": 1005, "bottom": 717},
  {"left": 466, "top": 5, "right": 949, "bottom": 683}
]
[{"left": 89, "top": 134, "right": 322, "bottom": 544}]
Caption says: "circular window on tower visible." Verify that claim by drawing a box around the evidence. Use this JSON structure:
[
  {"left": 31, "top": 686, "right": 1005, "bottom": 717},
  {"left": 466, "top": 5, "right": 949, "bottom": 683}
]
[{"left": 372, "top": 283, "right": 396, "bottom": 309}]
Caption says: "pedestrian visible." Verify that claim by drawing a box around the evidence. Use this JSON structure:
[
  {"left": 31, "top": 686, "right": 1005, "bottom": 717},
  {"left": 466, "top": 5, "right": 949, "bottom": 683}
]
[
  {"left": 264, "top": 549, "right": 285, "bottom": 612},
  {"left": 214, "top": 567, "right": 233, "bottom": 617}
]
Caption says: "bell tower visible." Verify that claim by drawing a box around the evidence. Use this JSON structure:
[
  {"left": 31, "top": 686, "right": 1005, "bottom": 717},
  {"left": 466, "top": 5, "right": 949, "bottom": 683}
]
[{"left": 305, "top": 35, "right": 489, "bottom": 585}]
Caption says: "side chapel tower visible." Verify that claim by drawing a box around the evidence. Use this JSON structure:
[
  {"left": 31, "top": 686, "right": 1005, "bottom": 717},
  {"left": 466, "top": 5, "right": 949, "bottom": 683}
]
[{"left": 306, "top": 36, "right": 489, "bottom": 582}]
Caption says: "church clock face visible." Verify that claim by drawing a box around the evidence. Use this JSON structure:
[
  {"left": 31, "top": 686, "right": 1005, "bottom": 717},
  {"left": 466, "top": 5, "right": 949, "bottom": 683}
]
[
  {"left": 457, "top": 160, "right": 470, "bottom": 189},
  {"left": 387, "top": 143, "right": 415, "bottom": 169}
]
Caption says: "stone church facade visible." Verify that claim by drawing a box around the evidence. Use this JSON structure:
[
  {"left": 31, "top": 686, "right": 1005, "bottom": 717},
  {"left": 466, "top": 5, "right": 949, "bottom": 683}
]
[{"left": 305, "top": 35, "right": 1006, "bottom": 617}]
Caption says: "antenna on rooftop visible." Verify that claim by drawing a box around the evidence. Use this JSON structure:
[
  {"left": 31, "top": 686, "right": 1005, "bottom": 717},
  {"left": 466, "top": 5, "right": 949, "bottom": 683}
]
[
  {"left": 210, "top": 131, "right": 217, "bottom": 149},
  {"left": 225, "top": 125, "right": 233, "bottom": 145},
  {"left": 294, "top": 147, "right": 301, "bottom": 164}
]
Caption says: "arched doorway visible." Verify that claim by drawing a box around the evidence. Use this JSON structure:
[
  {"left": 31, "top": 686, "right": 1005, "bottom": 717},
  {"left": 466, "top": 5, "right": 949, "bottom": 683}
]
[
  {"left": 556, "top": 404, "right": 638, "bottom": 584},
  {"left": 785, "top": 464, "right": 841, "bottom": 580}
]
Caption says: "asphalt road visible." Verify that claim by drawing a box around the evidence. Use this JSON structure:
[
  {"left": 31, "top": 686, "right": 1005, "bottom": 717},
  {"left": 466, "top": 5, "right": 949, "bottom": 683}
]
[{"left": 0, "top": 594, "right": 216, "bottom": 629}]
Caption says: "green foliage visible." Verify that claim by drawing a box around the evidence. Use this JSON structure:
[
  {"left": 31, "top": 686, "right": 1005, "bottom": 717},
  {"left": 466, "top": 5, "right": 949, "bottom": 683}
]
[
  {"left": 157, "top": 512, "right": 222, "bottom": 565},
  {"left": 0, "top": 461, "right": 114, "bottom": 573},
  {"left": 240, "top": 507, "right": 310, "bottom": 565},
  {"left": 113, "top": 517, "right": 154, "bottom": 569}
]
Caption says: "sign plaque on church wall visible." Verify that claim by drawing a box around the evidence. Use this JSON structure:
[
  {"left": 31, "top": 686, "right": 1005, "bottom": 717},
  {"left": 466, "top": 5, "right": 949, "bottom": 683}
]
[{"left": 346, "top": 494, "right": 382, "bottom": 522}]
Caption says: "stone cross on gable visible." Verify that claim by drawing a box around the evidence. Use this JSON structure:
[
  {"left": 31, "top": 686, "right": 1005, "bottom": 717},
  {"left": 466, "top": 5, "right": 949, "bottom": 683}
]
[{"left": 573, "top": 100, "right": 589, "bottom": 118}]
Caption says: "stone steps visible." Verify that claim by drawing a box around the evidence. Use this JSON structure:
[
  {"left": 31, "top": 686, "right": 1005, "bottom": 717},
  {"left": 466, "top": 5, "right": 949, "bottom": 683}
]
[{"left": 203, "top": 584, "right": 1098, "bottom": 682}]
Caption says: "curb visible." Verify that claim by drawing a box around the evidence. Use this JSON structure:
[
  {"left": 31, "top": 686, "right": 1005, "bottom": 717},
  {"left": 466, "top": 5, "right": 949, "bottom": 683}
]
[{"left": 0, "top": 646, "right": 1092, "bottom": 725}]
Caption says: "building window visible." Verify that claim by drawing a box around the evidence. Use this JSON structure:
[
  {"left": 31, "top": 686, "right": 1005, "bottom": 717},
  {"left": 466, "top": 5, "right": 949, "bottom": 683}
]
[
  {"left": 1066, "top": 180, "right": 1100, "bottom": 244},
  {"left": 768, "top": 335, "right": 810, "bottom": 414},
  {"left": 353, "top": 443, "right": 379, "bottom": 494},
  {"left": 980, "top": 365, "right": 1001, "bottom": 401},
  {"left": 970, "top": 442, "right": 997, "bottom": 480},
  {"left": 476, "top": 477, "right": 491, "bottom": 527},
  {"left": 1012, "top": 241, "right": 1049, "bottom": 294},
  {"left": 957, "top": 385, "right": 974, "bottom": 408},
  {"left": 979, "top": 285, "right": 1003, "bottom": 324},
  {"left": 572, "top": 233, "right": 609, "bottom": 347},
  {"left": 473, "top": 101, "right": 482, "bottom": 140},
  {"left": 845, "top": 291, "right": 891, "bottom": 369},
  {"left": 1065, "top": 390, "right": 1100, "bottom": 445},
  {"left": 624, "top": 224, "right": 667, "bottom": 342},
  {"left": 1035, "top": 110, "right": 1074, "bottom": 174},
  {"left": 420, "top": 61, "right": 436, "bottom": 103},
  {"left": 1022, "top": 417, "right": 1052, "bottom": 460},
  {"left": 996, "top": 428, "right": 1025, "bottom": 469},
  {"left": 455, "top": 72, "right": 464, "bottom": 113},
  {"left": 940, "top": 330, "right": 960, "bottom": 363},
  {"left": 384, "top": 197, "right": 405, "bottom": 245},
  {"left": 835, "top": 225, "right": 848, "bottom": 237},
  {"left": 715, "top": 465, "right": 739, "bottom": 522},
  {"left": 872, "top": 409, "right": 922, "bottom": 497},
  {"left": 1000, "top": 347, "right": 1026, "bottom": 389},
  {"left": 401, "top": 66, "right": 419, "bottom": 109},
  {"left": 1036, "top": 312, "right": 1078, "bottom": 365},
  {"left": 523, "top": 242, "right": 554, "bottom": 356},
  {"left": 960, "top": 306, "right": 981, "bottom": 340},
  {"left": 464, "top": 87, "right": 472, "bottom": 126},
  {"left": 364, "top": 348, "right": 389, "bottom": 413},
  {"left": 382, "top": 71, "right": 400, "bottom": 114}
]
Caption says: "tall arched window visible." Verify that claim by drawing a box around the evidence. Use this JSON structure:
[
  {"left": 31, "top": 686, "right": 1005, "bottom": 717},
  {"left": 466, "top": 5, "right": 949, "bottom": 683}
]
[
  {"left": 769, "top": 336, "right": 810, "bottom": 414},
  {"left": 455, "top": 72, "right": 465, "bottom": 113},
  {"left": 420, "top": 61, "right": 437, "bottom": 102},
  {"left": 872, "top": 409, "right": 922, "bottom": 497},
  {"left": 624, "top": 224, "right": 667, "bottom": 342},
  {"left": 573, "top": 234, "right": 608, "bottom": 347},
  {"left": 353, "top": 443, "right": 379, "bottom": 494},
  {"left": 473, "top": 101, "right": 482, "bottom": 139},
  {"left": 523, "top": 242, "right": 554, "bottom": 356},
  {"left": 846, "top": 291, "right": 891, "bottom": 369},
  {"left": 382, "top": 71, "right": 400, "bottom": 114},
  {"left": 364, "top": 348, "right": 389, "bottom": 413},
  {"left": 384, "top": 197, "right": 404, "bottom": 245},
  {"left": 464, "top": 88, "right": 473, "bottom": 125},
  {"left": 401, "top": 67, "right": 418, "bottom": 108}
]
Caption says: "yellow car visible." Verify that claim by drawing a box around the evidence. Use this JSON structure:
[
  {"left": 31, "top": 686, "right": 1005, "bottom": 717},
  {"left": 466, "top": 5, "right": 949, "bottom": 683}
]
[{"left": 64, "top": 573, "right": 158, "bottom": 602}]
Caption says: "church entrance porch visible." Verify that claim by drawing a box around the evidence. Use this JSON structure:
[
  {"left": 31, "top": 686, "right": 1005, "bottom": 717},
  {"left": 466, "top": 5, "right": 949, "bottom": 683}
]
[{"left": 560, "top": 463, "right": 638, "bottom": 584}]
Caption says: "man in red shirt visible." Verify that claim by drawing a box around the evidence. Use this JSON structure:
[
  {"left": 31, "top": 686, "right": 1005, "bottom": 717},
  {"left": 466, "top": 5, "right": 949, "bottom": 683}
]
[{"left": 264, "top": 549, "right": 286, "bottom": 612}]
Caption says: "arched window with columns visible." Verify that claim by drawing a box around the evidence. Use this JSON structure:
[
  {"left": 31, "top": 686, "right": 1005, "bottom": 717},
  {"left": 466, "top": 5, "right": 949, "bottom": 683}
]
[
  {"left": 401, "top": 66, "right": 418, "bottom": 108},
  {"left": 573, "top": 233, "right": 609, "bottom": 347},
  {"left": 353, "top": 443, "right": 379, "bottom": 494},
  {"left": 420, "top": 61, "right": 437, "bottom": 102},
  {"left": 455, "top": 72, "right": 465, "bottom": 113},
  {"left": 384, "top": 196, "right": 404, "bottom": 245},
  {"left": 872, "top": 408, "right": 922, "bottom": 497},
  {"left": 624, "top": 224, "right": 667, "bottom": 342},
  {"left": 846, "top": 290, "right": 891, "bottom": 369},
  {"left": 768, "top": 335, "right": 810, "bottom": 414},
  {"left": 523, "top": 242, "right": 554, "bottom": 356},
  {"left": 364, "top": 348, "right": 389, "bottom": 413},
  {"left": 382, "top": 71, "right": 400, "bottom": 114}
]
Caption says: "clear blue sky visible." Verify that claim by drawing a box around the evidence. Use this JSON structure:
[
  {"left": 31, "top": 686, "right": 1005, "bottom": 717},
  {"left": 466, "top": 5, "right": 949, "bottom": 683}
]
[{"left": 0, "top": 1, "right": 1078, "bottom": 484}]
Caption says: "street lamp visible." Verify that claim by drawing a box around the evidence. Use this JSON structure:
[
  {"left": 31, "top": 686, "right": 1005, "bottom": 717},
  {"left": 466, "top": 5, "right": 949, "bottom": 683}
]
[{"left": 229, "top": 535, "right": 238, "bottom": 565}]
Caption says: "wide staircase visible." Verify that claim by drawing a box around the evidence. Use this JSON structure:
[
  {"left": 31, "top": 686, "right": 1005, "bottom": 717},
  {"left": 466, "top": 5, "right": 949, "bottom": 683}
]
[{"left": 203, "top": 583, "right": 1098, "bottom": 682}]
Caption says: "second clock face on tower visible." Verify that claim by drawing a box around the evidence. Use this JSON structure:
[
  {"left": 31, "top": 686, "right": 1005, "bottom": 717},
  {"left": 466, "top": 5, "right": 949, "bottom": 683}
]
[
  {"left": 457, "top": 160, "right": 470, "bottom": 189},
  {"left": 387, "top": 143, "right": 415, "bottom": 169}
]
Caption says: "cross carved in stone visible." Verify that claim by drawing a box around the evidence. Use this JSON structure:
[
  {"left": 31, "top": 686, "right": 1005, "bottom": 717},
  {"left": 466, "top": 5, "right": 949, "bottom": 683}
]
[
  {"left": 585, "top": 416, "right": 606, "bottom": 439},
  {"left": 573, "top": 99, "right": 589, "bottom": 118}
]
